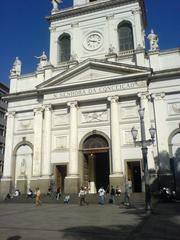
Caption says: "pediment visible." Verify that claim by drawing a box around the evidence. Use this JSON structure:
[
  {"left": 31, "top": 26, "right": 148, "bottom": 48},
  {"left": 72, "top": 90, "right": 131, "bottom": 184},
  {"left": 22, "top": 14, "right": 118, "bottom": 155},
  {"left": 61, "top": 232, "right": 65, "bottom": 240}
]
[{"left": 37, "top": 59, "right": 151, "bottom": 89}]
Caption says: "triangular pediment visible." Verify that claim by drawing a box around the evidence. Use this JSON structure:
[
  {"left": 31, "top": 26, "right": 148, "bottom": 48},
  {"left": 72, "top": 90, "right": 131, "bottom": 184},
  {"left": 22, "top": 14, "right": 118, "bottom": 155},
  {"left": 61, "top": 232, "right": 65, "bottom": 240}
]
[{"left": 37, "top": 59, "right": 151, "bottom": 90}]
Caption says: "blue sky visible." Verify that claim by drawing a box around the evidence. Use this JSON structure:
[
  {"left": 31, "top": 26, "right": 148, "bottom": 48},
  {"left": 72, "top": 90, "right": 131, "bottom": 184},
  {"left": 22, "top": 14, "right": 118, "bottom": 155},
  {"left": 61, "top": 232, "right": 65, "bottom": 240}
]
[{"left": 0, "top": 0, "right": 179, "bottom": 87}]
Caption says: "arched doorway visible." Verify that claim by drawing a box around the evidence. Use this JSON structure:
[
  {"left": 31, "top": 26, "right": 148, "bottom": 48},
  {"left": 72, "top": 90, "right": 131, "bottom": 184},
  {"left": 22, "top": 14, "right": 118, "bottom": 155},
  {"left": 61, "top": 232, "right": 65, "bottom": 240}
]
[
  {"left": 81, "top": 133, "right": 110, "bottom": 193},
  {"left": 13, "top": 138, "right": 33, "bottom": 193}
]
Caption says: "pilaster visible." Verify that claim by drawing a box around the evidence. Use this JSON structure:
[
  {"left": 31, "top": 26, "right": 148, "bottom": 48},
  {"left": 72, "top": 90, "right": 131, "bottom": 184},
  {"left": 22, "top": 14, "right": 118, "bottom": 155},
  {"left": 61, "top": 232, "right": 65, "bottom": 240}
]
[
  {"left": 42, "top": 105, "right": 52, "bottom": 178},
  {"left": 107, "top": 96, "right": 123, "bottom": 176},
  {"left": 3, "top": 111, "right": 16, "bottom": 179},
  {"left": 33, "top": 107, "right": 43, "bottom": 177},
  {"left": 65, "top": 101, "right": 80, "bottom": 193}
]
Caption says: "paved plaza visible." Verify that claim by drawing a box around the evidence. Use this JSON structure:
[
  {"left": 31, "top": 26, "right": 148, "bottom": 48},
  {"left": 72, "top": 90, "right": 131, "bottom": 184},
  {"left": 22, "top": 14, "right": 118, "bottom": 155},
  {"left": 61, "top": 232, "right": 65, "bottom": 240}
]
[{"left": 0, "top": 202, "right": 180, "bottom": 240}]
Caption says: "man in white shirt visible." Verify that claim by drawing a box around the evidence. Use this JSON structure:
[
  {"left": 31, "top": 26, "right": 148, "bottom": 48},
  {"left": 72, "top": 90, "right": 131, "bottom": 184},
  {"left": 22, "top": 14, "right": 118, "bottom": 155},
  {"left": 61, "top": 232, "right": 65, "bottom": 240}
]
[{"left": 98, "top": 187, "right": 106, "bottom": 205}]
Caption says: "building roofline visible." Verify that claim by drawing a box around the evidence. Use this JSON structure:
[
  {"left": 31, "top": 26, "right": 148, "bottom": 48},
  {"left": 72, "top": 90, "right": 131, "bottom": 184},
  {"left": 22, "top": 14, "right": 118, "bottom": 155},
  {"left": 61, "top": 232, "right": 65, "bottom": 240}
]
[{"left": 46, "top": 0, "right": 147, "bottom": 27}]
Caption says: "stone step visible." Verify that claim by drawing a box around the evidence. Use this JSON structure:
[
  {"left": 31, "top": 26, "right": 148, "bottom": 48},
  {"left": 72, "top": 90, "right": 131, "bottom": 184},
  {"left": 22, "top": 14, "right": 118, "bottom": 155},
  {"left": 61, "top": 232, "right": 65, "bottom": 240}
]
[{"left": 3, "top": 192, "right": 145, "bottom": 205}]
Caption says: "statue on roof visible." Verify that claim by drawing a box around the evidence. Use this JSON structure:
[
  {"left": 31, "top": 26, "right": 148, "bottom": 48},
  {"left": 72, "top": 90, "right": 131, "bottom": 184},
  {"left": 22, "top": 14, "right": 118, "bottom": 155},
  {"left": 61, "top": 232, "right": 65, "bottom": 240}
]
[
  {"left": 147, "top": 29, "right": 159, "bottom": 51},
  {"left": 35, "top": 51, "right": 48, "bottom": 70},
  {"left": 10, "top": 56, "right": 22, "bottom": 77},
  {"left": 50, "top": 0, "right": 62, "bottom": 13}
]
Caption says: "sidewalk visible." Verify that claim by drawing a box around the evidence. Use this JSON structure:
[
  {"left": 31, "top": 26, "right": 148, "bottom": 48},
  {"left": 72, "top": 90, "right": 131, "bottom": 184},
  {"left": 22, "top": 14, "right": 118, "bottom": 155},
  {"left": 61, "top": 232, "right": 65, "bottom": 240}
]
[{"left": 0, "top": 202, "right": 179, "bottom": 240}]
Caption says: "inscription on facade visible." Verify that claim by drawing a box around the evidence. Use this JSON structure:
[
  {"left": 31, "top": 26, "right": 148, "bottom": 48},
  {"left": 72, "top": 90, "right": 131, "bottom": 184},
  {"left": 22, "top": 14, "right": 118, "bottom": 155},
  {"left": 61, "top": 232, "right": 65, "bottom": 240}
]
[{"left": 52, "top": 81, "right": 146, "bottom": 99}]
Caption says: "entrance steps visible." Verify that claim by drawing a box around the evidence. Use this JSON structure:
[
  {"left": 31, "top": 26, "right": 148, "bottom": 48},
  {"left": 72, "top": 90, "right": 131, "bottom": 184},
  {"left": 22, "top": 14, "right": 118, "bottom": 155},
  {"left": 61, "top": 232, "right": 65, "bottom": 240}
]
[{"left": 3, "top": 192, "right": 145, "bottom": 205}]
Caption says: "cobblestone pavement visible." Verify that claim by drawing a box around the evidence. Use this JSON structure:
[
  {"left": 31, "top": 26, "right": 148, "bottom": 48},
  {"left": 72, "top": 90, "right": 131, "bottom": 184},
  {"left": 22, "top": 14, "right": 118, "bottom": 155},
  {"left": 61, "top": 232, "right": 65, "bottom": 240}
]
[{"left": 0, "top": 202, "right": 179, "bottom": 240}]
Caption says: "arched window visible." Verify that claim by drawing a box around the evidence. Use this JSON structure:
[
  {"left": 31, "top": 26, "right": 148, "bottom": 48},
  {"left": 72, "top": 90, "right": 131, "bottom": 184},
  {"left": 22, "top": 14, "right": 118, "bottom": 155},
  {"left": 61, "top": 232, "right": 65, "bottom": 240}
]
[
  {"left": 59, "top": 33, "right": 71, "bottom": 62},
  {"left": 118, "top": 22, "right": 134, "bottom": 51}
]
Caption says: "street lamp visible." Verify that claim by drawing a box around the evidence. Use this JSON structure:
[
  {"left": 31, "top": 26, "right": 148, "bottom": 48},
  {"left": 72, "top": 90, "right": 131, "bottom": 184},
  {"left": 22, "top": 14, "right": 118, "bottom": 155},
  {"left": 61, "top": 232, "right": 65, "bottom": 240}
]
[{"left": 131, "top": 107, "right": 156, "bottom": 213}]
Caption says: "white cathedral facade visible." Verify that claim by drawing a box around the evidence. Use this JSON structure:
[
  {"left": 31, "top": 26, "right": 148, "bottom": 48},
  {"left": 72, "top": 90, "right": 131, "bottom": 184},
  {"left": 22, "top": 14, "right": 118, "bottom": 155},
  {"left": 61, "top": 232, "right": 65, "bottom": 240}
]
[{"left": 1, "top": 0, "right": 180, "bottom": 196}]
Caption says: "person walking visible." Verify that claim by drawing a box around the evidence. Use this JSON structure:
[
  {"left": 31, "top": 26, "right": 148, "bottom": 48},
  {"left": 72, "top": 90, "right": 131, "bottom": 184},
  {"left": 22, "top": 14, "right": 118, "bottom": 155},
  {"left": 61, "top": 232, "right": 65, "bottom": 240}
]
[
  {"left": 109, "top": 185, "right": 116, "bottom": 204},
  {"left": 79, "top": 186, "right": 88, "bottom": 206},
  {"left": 98, "top": 187, "right": 106, "bottom": 205},
  {"left": 35, "top": 187, "right": 41, "bottom": 206}
]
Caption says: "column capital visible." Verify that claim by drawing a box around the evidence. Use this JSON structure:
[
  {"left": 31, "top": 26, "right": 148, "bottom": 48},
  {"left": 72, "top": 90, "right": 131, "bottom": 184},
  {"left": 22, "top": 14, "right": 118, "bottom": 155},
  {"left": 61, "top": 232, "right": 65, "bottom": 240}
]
[
  {"left": 67, "top": 101, "right": 78, "bottom": 108},
  {"left": 44, "top": 104, "right": 52, "bottom": 111},
  {"left": 137, "top": 92, "right": 150, "bottom": 100},
  {"left": 6, "top": 111, "right": 16, "bottom": 118},
  {"left": 33, "top": 107, "right": 44, "bottom": 115},
  {"left": 107, "top": 95, "right": 119, "bottom": 103},
  {"left": 151, "top": 92, "right": 165, "bottom": 101},
  {"left": 106, "top": 14, "right": 114, "bottom": 20},
  {"left": 132, "top": 8, "right": 141, "bottom": 15}
]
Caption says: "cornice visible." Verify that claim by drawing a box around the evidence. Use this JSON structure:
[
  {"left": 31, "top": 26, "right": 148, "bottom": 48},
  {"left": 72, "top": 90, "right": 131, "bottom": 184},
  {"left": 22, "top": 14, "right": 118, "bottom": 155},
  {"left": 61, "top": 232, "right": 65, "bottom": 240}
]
[{"left": 46, "top": 0, "right": 146, "bottom": 26}]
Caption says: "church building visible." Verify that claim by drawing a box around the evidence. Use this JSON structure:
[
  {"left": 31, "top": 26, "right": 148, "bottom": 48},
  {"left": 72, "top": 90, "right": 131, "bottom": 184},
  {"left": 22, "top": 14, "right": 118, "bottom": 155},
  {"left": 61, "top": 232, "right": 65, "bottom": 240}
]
[{"left": 1, "top": 0, "right": 180, "bottom": 196}]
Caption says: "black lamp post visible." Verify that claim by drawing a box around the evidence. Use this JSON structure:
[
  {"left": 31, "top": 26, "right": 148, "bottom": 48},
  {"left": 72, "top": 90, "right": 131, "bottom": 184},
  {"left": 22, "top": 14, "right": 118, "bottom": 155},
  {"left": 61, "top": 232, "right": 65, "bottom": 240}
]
[{"left": 131, "top": 108, "right": 156, "bottom": 213}]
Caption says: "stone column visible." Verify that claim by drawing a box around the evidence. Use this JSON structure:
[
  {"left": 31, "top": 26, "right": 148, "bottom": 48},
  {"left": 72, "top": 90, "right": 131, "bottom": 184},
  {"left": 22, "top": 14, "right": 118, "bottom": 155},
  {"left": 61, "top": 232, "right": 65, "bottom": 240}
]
[
  {"left": 3, "top": 111, "right": 15, "bottom": 178},
  {"left": 152, "top": 93, "right": 170, "bottom": 169},
  {"left": 138, "top": 92, "right": 155, "bottom": 170},
  {"left": 41, "top": 105, "right": 52, "bottom": 189},
  {"left": 32, "top": 107, "right": 43, "bottom": 179},
  {"left": 65, "top": 101, "right": 79, "bottom": 193},
  {"left": 1, "top": 111, "right": 15, "bottom": 195},
  {"left": 108, "top": 96, "right": 124, "bottom": 188}
]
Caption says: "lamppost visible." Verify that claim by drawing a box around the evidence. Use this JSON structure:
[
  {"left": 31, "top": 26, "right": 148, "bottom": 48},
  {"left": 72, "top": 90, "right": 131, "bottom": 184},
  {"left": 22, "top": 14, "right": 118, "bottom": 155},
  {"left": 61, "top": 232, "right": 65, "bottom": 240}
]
[{"left": 131, "top": 107, "right": 156, "bottom": 212}]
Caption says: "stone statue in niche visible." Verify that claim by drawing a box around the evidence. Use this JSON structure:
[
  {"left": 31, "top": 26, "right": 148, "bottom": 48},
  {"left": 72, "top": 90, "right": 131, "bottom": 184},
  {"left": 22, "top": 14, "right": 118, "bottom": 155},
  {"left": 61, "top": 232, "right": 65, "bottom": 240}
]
[
  {"left": 20, "top": 159, "right": 26, "bottom": 176},
  {"left": 10, "top": 57, "right": 22, "bottom": 76},
  {"left": 147, "top": 29, "right": 159, "bottom": 51}
]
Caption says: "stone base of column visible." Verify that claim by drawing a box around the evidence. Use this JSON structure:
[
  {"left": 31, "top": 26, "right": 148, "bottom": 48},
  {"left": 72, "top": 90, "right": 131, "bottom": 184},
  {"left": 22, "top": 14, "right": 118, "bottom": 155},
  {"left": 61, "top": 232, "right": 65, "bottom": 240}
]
[
  {"left": 30, "top": 178, "right": 51, "bottom": 193},
  {"left": 16, "top": 178, "right": 28, "bottom": 194},
  {"left": 64, "top": 176, "right": 80, "bottom": 194},
  {"left": 0, "top": 179, "right": 13, "bottom": 200},
  {"left": 109, "top": 174, "right": 125, "bottom": 192}
]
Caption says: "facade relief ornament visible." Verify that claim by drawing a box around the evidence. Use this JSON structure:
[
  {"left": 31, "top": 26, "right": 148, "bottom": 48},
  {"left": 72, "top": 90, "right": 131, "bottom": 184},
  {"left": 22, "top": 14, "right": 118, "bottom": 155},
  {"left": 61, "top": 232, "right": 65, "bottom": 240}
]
[
  {"left": 172, "top": 103, "right": 180, "bottom": 113},
  {"left": 82, "top": 111, "right": 108, "bottom": 123}
]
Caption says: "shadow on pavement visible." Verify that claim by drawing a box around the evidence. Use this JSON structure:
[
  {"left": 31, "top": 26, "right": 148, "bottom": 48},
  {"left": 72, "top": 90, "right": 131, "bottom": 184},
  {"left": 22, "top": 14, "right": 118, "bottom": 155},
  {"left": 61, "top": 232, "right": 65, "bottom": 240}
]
[
  {"left": 61, "top": 224, "right": 141, "bottom": 240},
  {"left": 7, "top": 236, "right": 22, "bottom": 240}
]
